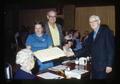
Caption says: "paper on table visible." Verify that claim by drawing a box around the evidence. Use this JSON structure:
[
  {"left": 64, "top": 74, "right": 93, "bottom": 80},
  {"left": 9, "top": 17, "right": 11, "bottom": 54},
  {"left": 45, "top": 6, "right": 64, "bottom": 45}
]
[
  {"left": 62, "top": 60, "right": 75, "bottom": 64},
  {"left": 71, "top": 69, "right": 88, "bottom": 74},
  {"left": 48, "top": 65, "right": 67, "bottom": 71},
  {"left": 33, "top": 47, "right": 66, "bottom": 62},
  {"left": 62, "top": 60, "right": 71, "bottom": 64},
  {"left": 37, "top": 72, "right": 64, "bottom": 79},
  {"left": 65, "top": 69, "right": 88, "bottom": 79}
]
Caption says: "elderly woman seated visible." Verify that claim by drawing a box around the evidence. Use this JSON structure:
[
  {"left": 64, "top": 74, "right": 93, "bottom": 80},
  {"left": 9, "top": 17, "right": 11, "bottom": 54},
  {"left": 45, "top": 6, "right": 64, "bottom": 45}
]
[{"left": 14, "top": 49, "right": 36, "bottom": 79}]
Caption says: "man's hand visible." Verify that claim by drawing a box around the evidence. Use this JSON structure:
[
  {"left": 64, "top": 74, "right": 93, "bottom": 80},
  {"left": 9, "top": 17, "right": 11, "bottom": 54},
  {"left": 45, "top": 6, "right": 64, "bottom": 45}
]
[
  {"left": 106, "top": 67, "right": 112, "bottom": 73},
  {"left": 48, "top": 46, "right": 53, "bottom": 48},
  {"left": 26, "top": 45, "right": 31, "bottom": 49}
]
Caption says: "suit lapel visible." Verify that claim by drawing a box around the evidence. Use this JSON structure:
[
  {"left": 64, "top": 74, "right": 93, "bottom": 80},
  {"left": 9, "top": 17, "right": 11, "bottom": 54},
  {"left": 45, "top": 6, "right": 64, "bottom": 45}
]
[
  {"left": 45, "top": 23, "right": 54, "bottom": 45},
  {"left": 56, "top": 24, "right": 62, "bottom": 43}
]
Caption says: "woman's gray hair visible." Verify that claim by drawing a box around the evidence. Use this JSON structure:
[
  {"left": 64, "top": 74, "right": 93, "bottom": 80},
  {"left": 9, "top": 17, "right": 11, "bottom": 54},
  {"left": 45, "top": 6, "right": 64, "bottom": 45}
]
[{"left": 16, "top": 49, "right": 34, "bottom": 66}]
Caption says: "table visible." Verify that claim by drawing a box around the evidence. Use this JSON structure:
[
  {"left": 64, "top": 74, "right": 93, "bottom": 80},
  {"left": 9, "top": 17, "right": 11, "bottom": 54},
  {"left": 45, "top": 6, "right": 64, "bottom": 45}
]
[{"left": 36, "top": 60, "right": 91, "bottom": 79}]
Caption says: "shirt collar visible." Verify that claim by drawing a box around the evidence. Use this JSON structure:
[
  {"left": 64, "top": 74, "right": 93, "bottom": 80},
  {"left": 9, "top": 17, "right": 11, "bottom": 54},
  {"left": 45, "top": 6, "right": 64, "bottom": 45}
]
[
  {"left": 94, "top": 26, "right": 100, "bottom": 34},
  {"left": 20, "top": 67, "right": 32, "bottom": 74},
  {"left": 48, "top": 22, "right": 56, "bottom": 28},
  {"left": 35, "top": 33, "right": 43, "bottom": 37}
]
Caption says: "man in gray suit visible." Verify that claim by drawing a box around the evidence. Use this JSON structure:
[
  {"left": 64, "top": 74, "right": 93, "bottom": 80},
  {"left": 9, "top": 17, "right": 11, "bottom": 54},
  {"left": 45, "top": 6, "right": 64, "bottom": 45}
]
[
  {"left": 44, "top": 10, "right": 64, "bottom": 66},
  {"left": 44, "top": 10, "right": 63, "bottom": 47}
]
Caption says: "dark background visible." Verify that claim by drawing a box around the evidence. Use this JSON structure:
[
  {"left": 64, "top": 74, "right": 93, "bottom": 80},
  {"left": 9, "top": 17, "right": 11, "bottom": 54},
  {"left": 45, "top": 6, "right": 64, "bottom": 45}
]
[{"left": 2, "top": 0, "right": 120, "bottom": 83}]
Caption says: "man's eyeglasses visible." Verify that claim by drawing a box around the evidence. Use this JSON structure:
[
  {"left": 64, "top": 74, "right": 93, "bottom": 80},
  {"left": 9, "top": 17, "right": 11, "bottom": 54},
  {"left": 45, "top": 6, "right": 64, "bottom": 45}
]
[
  {"left": 48, "top": 15, "right": 57, "bottom": 18},
  {"left": 89, "top": 20, "right": 98, "bottom": 23}
]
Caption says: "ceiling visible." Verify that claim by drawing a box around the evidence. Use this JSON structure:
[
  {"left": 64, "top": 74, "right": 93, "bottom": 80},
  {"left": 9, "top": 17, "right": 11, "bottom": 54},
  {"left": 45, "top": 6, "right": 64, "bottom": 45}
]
[{"left": 4, "top": 0, "right": 116, "bottom": 9}]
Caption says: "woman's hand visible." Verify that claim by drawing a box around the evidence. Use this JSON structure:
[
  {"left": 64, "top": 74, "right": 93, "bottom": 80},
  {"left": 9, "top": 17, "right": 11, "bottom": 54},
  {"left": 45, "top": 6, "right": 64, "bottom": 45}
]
[{"left": 65, "top": 52, "right": 74, "bottom": 57}]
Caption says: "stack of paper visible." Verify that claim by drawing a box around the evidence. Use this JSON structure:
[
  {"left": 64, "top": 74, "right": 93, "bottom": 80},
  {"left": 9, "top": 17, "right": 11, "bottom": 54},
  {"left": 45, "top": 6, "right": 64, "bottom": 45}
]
[
  {"left": 37, "top": 72, "right": 64, "bottom": 79},
  {"left": 71, "top": 69, "right": 88, "bottom": 74},
  {"left": 33, "top": 47, "right": 66, "bottom": 62},
  {"left": 48, "top": 65, "right": 67, "bottom": 71},
  {"left": 62, "top": 60, "right": 75, "bottom": 64},
  {"left": 65, "top": 69, "right": 88, "bottom": 79}
]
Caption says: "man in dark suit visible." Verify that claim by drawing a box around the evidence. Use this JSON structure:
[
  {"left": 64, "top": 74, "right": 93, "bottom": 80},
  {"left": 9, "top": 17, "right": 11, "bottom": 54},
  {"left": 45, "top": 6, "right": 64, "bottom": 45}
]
[
  {"left": 77, "top": 15, "right": 114, "bottom": 79},
  {"left": 44, "top": 10, "right": 63, "bottom": 47}
]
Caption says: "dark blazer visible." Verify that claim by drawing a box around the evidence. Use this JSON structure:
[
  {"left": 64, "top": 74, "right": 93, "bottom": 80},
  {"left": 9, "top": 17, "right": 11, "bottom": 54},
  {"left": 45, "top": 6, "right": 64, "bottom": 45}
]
[
  {"left": 14, "top": 69, "right": 36, "bottom": 79},
  {"left": 78, "top": 26, "right": 114, "bottom": 71},
  {"left": 44, "top": 22, "right": 63, "bottom": 47}
]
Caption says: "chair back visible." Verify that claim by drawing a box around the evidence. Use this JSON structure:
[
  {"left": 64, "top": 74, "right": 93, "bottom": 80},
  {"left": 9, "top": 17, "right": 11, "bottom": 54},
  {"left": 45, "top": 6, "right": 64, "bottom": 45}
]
[{"left": 5, "top": 63, "right": 13, "bottom": 79}]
